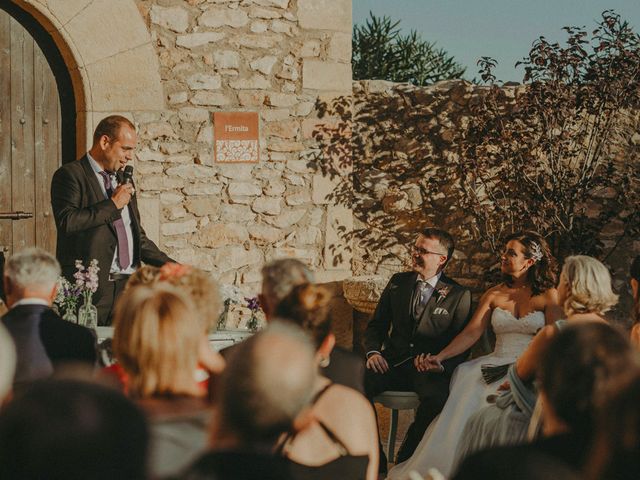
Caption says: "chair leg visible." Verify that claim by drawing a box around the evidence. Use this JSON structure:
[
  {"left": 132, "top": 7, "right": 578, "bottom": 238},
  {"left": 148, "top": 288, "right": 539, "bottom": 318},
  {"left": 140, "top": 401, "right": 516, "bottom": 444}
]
[{"left": 388, "top": 408, "right": 399, "bottom": 464}]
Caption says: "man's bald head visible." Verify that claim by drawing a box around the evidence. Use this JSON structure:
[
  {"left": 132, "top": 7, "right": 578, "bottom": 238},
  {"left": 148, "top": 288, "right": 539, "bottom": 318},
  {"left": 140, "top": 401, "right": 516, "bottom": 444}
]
[{"left": 216, "top": 322, "right": 317, "bottom": 447}]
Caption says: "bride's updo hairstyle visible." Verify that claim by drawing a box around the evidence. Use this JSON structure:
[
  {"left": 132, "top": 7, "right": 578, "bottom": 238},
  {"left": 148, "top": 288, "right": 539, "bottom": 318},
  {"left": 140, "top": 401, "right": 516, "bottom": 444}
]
[
  {"left": 504, "top": 231, "right": 557, "bottom": 296},
  {"left": 561, "top": 255, "right": 618, "bottom": 317},
  {"left": 274, "top": 283, "right": 332, "bottom": 349}
]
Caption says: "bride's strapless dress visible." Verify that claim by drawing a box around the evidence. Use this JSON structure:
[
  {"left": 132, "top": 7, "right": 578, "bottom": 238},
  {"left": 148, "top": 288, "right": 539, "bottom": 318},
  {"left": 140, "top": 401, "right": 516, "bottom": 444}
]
[{"left": 386, "top": 307, "right": 545, "bottom": 479}]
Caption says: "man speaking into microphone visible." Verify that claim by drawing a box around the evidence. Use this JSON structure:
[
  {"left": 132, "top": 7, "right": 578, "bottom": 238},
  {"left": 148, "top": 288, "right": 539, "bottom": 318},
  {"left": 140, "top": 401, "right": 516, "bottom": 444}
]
[{"left": 51, "top": 115, "right": 173, "bottom": 326}]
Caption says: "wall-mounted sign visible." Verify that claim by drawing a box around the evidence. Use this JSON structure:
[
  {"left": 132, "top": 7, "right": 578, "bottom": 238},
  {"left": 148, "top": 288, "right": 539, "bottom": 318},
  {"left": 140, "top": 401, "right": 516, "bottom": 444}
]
[{"left": 213, "top": 112, "right": 259, "bottom": 163}]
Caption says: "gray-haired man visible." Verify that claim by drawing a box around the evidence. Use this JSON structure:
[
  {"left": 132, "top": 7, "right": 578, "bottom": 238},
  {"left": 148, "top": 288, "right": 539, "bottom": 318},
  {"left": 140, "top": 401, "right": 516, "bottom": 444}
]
[
  {"left": 259, "top": 258, "right": 365, "bottom": 394},
  {"left": 2, "top": 248, "right": 96, "bottom": 390}
]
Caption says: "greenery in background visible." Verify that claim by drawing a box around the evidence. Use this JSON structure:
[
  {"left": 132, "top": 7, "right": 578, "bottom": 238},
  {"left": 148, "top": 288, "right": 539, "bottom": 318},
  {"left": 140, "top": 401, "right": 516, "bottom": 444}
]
[{"left": 352, "top": 12, "right": 465, "bottom": 85}]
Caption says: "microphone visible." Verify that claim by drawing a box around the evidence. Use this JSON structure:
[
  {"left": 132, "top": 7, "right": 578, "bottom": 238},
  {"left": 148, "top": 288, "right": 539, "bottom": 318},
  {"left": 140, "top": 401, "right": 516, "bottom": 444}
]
[
  {"left": 123, "top": 165, "right": 134, "bottom": 185},
  {"left": 122, "top": 165, "right": 135, "bottom": 196}
]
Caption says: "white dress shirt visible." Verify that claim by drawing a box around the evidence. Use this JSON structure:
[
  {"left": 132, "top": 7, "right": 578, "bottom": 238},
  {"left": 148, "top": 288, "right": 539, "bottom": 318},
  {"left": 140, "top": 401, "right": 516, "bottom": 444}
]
[{"left": 87, "top": 153, "right": 136, "bottom": 274}]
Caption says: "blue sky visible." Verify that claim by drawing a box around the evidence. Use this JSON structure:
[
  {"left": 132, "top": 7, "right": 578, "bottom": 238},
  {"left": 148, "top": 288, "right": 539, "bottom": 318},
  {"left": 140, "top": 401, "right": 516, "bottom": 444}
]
[{"left": 352, "top": 0, "right": 640, "bottom": 82}]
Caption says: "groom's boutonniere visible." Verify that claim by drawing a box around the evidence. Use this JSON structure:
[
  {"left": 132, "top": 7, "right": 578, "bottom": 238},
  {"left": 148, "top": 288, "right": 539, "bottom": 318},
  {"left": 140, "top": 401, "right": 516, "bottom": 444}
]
[{"left": 435, "top": 285, "right": 451, "bottom": 303}]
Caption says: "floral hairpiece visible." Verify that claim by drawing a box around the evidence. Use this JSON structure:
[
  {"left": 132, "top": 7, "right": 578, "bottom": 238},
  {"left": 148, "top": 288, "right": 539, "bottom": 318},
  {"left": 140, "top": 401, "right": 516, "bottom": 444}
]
[
  {"left": 158, "top": 262, "right": 192, "bottom": 281},
  {"left": 529, "top": 241, "right": 543, "bottom": 263}
]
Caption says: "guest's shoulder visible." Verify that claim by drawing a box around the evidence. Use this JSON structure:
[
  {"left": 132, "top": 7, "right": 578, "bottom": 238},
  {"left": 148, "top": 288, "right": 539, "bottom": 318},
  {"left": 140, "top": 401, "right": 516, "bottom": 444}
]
[{"left": 41, "top": 310, "right": 93, "bottom": 337}]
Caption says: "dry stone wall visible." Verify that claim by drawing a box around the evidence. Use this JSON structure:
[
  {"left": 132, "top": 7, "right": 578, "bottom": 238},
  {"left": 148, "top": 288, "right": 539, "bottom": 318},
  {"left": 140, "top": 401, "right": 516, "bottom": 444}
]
[{"left": 126, "top": 0, "right": 352, "bottom": 294}]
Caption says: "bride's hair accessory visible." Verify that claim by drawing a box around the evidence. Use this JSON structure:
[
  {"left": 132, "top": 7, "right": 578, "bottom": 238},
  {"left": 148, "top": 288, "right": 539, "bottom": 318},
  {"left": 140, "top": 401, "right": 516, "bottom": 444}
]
[{"left": 529, "top": 241, "right": 543, "bottom": 263}]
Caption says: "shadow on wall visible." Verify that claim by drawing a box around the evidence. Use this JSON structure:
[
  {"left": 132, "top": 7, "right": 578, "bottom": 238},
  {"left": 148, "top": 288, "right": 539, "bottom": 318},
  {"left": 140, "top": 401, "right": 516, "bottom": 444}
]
[{"left": 306, "top": 13, "right": 640, "bottom": 326}]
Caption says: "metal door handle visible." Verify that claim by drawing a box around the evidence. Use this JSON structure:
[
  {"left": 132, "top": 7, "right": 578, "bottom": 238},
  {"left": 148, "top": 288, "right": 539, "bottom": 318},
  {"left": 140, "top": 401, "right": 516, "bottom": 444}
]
[{"left": 0, "top": 211, "right": 33, "bottom": 220}]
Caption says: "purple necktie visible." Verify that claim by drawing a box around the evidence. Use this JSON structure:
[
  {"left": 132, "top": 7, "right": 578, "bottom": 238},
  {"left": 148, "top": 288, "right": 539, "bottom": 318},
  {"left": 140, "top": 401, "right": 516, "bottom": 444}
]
[{"left": 99, "top": 171, "right": 131, "bottom": 270}]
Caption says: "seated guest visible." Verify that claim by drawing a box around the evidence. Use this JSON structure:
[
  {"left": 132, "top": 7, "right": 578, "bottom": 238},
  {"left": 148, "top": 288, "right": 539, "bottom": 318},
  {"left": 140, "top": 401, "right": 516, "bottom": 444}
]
[
  {"left": 259, "top": 259, "right": 314, "bottom": 318},
  {"left": 105, "top": 263, "right": 224, "bottom": 390},
  {"left": 128, "top": 263, "right": 223, "bottom": 334},
  {"left": 0, "top": 378, "right": 149, "bottom": 480},
  {"left": 452, "top": 450, "right": 580, "bottom": 480},
  {"left": 587, "top": 369, "right": 640, "bottom": 480},
  {"left": 2, "top": 248, "right": 96, "bottom": 392},
  {"left": 261, "top": 258, "right": 365, "bottom": 394},
  {"left": 275, "top": 283, "right": 379, "bottom": 480},
  {"left": 181, "top": 322, "right": 319, "bottom": 480},
  {"left": 453, "top": 322, "right": 637, "bottom": 479},
  {"left": 113, "top": 284, "right": 218, "bottom": 478},
  {"left": 455, "top": 255, "right": 617, "bottom": 462},
  {"left": 629, "top": 256, "right": 640, "bottom": 347},
  {"left": 0, "top": 323, "right": 16, "bottom": 406}
]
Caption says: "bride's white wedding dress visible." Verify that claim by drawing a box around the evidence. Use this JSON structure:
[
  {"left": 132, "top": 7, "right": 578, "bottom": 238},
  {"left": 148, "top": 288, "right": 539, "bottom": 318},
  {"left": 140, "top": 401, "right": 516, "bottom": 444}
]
[{"left": 386, "top": 307, "right": 545, "bottom": 479}]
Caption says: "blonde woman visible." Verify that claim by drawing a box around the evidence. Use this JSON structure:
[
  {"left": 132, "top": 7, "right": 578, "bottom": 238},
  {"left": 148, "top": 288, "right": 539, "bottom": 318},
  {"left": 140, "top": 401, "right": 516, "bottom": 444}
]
[
  {"left": 113, "top": 284, "right": 216, "bottom": 477},
  {"left": 115, "top": 263, "right": 224, "bottom": 383},
  {"left": 456, "top": 255, "right": 618, "bottom": 464}
]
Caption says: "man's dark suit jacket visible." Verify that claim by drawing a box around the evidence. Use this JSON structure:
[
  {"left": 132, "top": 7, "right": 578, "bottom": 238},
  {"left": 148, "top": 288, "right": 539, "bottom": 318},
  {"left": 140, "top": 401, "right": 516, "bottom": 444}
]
[
  {"left": 2, "top": 304, "right": 97, "bottom": 386},
  {"left": 364, "top": 271, "right": 472, "bottom": 375},
  {"left": 51, "top": 156, "right": 172, "bottom": 304}
]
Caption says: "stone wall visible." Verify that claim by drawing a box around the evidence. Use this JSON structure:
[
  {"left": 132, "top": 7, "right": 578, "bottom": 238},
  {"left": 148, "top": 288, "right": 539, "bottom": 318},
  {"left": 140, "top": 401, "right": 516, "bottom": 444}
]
[{"left": 117, "top": 0, "right": 354, "bottom": 296}]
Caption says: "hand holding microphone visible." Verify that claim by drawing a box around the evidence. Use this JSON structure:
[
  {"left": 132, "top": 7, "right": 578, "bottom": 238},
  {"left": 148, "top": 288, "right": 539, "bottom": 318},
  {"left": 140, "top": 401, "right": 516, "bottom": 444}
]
[{"left": 111, "top": 165, "right": 135, "bottom": 209}]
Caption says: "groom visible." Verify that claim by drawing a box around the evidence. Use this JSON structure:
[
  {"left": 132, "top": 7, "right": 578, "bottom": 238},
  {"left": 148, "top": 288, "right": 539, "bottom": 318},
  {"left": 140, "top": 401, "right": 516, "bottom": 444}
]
[{"left": 364, "top": 228, "right": 472, "bottom": 468}]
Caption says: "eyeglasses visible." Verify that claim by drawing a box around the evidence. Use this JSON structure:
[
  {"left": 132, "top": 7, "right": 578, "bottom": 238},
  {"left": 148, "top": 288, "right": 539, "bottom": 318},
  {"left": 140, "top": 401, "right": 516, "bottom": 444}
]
[{"left": 411, "top": 246, "right": 447, "bottom": 257}]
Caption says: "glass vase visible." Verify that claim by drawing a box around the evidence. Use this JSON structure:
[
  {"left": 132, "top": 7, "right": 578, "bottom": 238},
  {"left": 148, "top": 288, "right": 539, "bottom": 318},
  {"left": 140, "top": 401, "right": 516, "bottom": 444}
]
[
  {"left": 78, "top": 291, "right": 98, "bottom": 330},
  {"left": 247, "top": 312, "right": 259, "bottom": 332},
  {"left": 62, "top": 308, "right": 78, "bottom": 324}
]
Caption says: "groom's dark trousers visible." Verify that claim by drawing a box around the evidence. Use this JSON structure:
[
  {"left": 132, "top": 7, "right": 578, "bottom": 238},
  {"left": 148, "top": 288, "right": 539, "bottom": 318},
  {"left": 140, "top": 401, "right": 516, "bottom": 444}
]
[{"left": 363, "top": 271, "right": 472, "bottom": 468}]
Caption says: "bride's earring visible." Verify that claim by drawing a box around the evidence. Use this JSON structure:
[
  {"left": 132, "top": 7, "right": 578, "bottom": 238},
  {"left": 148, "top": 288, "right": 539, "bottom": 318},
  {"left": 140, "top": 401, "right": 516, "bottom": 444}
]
[{"left": 319, "top": 356, "right": 330, "bottom": 368}]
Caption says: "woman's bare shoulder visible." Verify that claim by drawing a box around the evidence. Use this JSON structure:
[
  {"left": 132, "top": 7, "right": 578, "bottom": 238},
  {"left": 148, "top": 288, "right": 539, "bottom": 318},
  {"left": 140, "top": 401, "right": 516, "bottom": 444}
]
[
  {"left": 314, "top": 385, "right": 376, "bottom": 448},
  {"left": 540, "top": 287, "right": 559, "bottom": 301},
  {"left": 316, "top": 385, "right": 373, "bottom": 421},
  {"left": 482, "top": 284, "right": 507, "bottom": 303}
]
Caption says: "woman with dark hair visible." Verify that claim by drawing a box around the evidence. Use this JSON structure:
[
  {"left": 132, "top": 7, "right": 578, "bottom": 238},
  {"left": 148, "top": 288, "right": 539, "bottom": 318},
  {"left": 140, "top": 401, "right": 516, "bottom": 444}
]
[
  {"left": 628, "top": 256, "right": 640, "bottom": 347},
  {"left": 587, "top": 369, "right": 640, "bottom": 480},
  {"left": 455, "top": 255, "right": 617, "bottom": 466},
  {"left": 0, "top": 378, "right": 149, "bottom": 480},
  {"left": 388, "top": 231, "right": 561, "bottom": 479},
  {"left": 274, "top": 283, "right": 379, "bottom": 480},
  {"left": 454, "top": 322, "right": 637, "bottom": 480}
]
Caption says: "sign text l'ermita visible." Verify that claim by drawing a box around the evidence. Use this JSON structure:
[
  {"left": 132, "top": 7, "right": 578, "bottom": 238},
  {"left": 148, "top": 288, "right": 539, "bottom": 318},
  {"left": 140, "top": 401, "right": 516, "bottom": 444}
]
[{"left": 213, "top": 112, "right": 260, "bottom": 163}]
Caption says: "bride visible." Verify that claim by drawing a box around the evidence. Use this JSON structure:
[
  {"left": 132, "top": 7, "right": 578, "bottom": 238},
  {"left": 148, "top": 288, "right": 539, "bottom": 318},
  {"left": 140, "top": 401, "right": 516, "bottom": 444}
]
[{"left": 386, "top": 231, "right": 561, "bottom": 479}]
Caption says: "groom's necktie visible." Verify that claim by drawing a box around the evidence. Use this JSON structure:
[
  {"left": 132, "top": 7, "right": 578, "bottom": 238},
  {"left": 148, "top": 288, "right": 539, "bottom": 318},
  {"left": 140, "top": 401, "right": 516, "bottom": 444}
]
[
  {"left": 98, "top": 171, "right": 131, "bottom": 270},
  {"left": 413, "top": 280, "right": 434, "bottom": 320}
]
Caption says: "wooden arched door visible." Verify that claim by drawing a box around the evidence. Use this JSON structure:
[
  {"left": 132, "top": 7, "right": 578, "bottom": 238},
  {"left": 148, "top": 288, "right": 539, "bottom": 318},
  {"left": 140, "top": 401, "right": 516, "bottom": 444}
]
[{"left": 0, "top": 8, "right": 61, "bottom": 257}]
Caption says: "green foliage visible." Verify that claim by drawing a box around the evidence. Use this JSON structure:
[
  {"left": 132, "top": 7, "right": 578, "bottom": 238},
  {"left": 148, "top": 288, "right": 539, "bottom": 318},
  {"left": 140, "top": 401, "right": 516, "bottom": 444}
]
[{"left": 352, "top": 12, "right": 465, "bottom": 85}]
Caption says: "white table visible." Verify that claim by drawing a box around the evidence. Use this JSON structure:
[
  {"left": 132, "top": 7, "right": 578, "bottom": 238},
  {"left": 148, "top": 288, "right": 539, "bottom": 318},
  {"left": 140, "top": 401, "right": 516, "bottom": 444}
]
[{"left": 96, "top": 327, "right": 253, "bottom": 351}]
